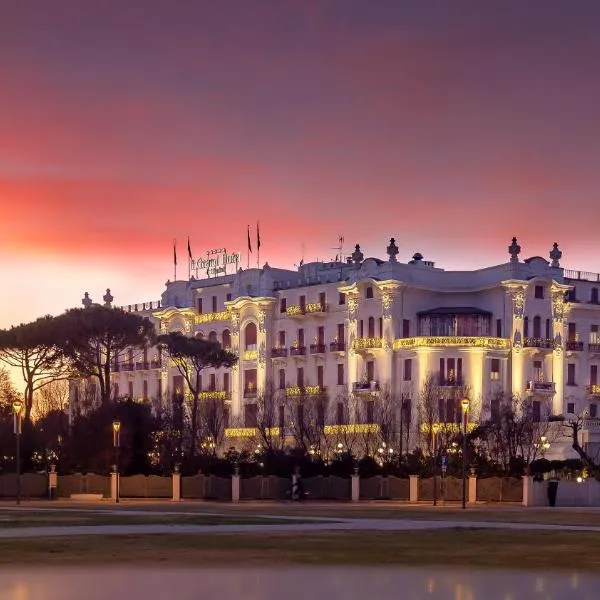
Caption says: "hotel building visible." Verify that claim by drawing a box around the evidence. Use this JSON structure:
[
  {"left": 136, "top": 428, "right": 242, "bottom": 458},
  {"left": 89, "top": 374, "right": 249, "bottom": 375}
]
[{"left": 74, "top": 237, "right": 600, "bottom": 458}]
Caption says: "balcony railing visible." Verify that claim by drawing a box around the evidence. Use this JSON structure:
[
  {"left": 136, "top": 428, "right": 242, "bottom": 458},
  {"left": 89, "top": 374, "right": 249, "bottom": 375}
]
[
  {"left": 394, "top": 336, "right": 510, "bottom": 350},
  {"left": 290, "top": 346, "right": 306, "bottom": 356},
  {"left": 150, "top": 360, "right": 162, "bottom": 369},
  {"left": 271, "top": 347, "right": 288, "bottom": 358},
  {"left": 198, "top": 390, "right": 230, "bottom": 401},
  {"left": 197, "top": 310, "right": 230, "bottom": 324},
  {"left": 526, "top": 381, "right": 556, "bottom": 394},
  {"left": 589, "top": 343, "right": 600, "bottom": 353},
  {"left": 330, "top": 341, "right": 346, "bottom": 352},
  {"left": 243, "top": 388, "right": 257, "bottom": 399},
  {"left": 310, "top": 343, "right": 326, "bottom": 354},
  {"left": 352, "top": 381, "right": 380, "bottom": 393},
  {"left": 112, "top": 364, "right": 120, "bottom": 372},
  {"left": 136, "top": 361, "right": 149, "bottom": 371},
  {"left": 583, "top": 418, "right": 600, "bottom": 431},
  {"left": 285, "top": 385, "right": 325, "bottom": 397},
  {"left": 566, "top": 341, "right": 584, "bottom": 351},
  {"left": 243, "top": 349, "right": 258, "bottom": 361},
  {"left": 438, "top": 378, "right": 464, "bottom": 387},
  {"left": 524, "top": 338, "right": 554, "bottom": 349},
  {"left": 586, "top": 385, "right": 600, "bottom": 396},
  {"left": 352, "top": 338, "right": 384, "bottom": 350},
  {"left": 286, "top": 303, "right": 328, "bottom": 317},
  {"left": 120, "top": 363, "right": 134, "bottom": 372}
]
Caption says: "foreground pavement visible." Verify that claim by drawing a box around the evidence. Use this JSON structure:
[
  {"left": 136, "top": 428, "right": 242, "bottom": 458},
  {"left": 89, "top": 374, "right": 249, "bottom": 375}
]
[{"left": 4, "top": 516, "right": 600, "bottom": 539}]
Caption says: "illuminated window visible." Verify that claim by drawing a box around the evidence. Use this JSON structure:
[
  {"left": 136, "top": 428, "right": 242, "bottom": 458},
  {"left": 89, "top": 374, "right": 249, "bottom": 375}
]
[{"left": 491, "top": 359, "right": 500, "bottom": 381}]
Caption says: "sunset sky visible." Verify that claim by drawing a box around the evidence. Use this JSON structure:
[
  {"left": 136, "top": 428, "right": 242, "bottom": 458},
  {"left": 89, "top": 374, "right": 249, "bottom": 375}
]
[{"left": 1, "top": 1, "right": 600, "bottom": 329}]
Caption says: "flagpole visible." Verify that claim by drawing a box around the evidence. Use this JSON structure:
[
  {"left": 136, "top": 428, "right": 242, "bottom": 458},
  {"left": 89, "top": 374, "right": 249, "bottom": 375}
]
[
  {"left": 247, "top": 225, "right": 251, "bottom": 270},
  {"left": 173, "top": 238, "right": 177, "bottom": 281},
  {"left": 256, "top": 221, "right": 260, "bottom": 270}
]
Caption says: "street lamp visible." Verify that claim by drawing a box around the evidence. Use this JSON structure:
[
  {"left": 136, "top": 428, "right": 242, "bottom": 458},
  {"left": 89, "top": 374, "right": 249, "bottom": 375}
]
[
  {"left": 432, "top": 423, "right": 440, "bottom": 506},
  {"left": 13, "top": 400, "right": 24, "bottom": 506},
  {"left": 112, "top": 420, "right": 121, "bottom": 504},
  {"left": 461, "top": 398, "right": 470, "bottom": 510}
]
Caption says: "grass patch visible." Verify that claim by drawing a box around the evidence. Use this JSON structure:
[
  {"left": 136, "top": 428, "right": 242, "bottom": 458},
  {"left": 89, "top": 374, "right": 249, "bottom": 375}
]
[{"left": 0, "top": 529, "right": 598, "bottom": 570}]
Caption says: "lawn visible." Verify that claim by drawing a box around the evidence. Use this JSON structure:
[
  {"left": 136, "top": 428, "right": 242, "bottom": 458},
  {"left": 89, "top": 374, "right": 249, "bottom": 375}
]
[{"left": 0, "top": 529, "right": 598, "bottom": 571}]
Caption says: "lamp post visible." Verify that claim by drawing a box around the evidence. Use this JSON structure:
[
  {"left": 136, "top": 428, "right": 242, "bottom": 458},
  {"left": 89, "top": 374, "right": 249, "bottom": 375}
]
[
  {"left": 112, "top": 420, "right": 121, "bottom": 504},
  {"left": 13, "top": 400, "right": 24, "bottom": 506},
  {"left": 461, "top": 398, "right": 470, "bottom": 510},
  {"left": 432, "top": 423, "right": 440, "bottom": 506}
]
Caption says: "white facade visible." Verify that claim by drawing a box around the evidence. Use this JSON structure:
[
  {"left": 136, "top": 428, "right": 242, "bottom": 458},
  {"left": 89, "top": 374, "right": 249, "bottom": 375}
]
[{"left": 75, "top": 238, "right": 600, "bottom": 457}]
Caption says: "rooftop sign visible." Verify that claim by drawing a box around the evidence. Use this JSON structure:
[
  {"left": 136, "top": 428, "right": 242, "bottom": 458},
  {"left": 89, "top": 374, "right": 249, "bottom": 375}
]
[{"left": 191, "top": 248, "right": 240, "bottom": 278}]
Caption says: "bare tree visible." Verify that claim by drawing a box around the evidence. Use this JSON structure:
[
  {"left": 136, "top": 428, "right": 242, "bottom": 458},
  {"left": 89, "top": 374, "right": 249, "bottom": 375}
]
[
  {"left": 255, "top": 382, "right": 284, "bottom": 453},
  {"left": 200, "top": 396, "right": 229, "bottom": 454},
  {"left": 32, "top": 379, "right": 69, "bottom": 421},
  {"left": 285, "top": 389, "right": 328, "bottom": 454}
]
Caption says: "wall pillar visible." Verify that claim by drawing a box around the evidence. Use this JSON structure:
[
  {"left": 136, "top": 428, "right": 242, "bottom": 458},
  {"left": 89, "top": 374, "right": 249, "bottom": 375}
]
[
  {"left": 110, "top": 471, "right": 118, "bottom": 501},
  {"left": 468, "top": 475, "right": 477, "bottom": 505},
  {"left": 351, "top": 472, "right": 360, "bottom": 502},
  {"left": 48, "top": 465, "right": 58, "bottom": 500},
  {"left": 409, "top": 474, "right": 419, "bottom": 503},
  {"left": 522, "top": 475, "right": 535, "bottom": 507},
  {"left": 232, "top": 473, "right": 241, "bottom": 503},
  {"left": 172, "top": 467, "right": 181, "bottom": 502}
]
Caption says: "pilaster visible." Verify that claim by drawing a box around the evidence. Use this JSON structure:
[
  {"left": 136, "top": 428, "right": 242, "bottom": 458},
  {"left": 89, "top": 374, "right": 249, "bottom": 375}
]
[
  {"left": 551, "top": 282, "right": 571, "bottom": 415},
  {"left": 503, "top": 281, "right": 527, "bottom": 397}
]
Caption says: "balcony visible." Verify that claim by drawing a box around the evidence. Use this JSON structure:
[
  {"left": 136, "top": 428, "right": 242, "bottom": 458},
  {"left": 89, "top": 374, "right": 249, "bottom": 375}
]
[
  {"left": 243, "top": 349, "right": 258, "bottom": 361},
  {"left": 243, "top": 388, "right": 257, "bottom": 399},
  {"left": 524, "top": 338, "right": 554, "bottom": 350},
  {"left": 150, "top": 360, "right": 162, "bottom": 369},
  {"left": 290, "top": 346, "right": 306, "bottom": 357},
  {"left": 198, "top": 390, "right": 230, "bottom": 401},
  {"left": 285, "top": 385, "right": 325, "bottom": 397},
  {"left": 394, "top": 336, "right": 511, "bottom": 350},
  {"left": 271, "top": 347, "right": 288, "bottom": 358},
  {"left": 352, "top": 337, "right": 384, "bottom": 351},
  {"left": 310, "top": 343, "right": 326, "bottom": 354},
  {"left": 589, "top": 343, "right": 600, "bottom": 353},
  {"left": 438, "top": 378, "right": 465, "bottom": 388},
  {"left": 526, "top": 381, "right": 556, "bottom": 394},
  {"left": 566, "top": 341, "right": 584, "bottom": 351},
  {"left": 112, "top": 364, "right": 120, "bottom": 373},
  {"left": 196, "top": 310, "right": 230, "bottom": 324},
  {"left": 286, "top": 303, "right": 327, "bottom": 317},
  {"left": 352, "top": 381, "right": 380, "bottom": 393},
  {"left": 586, "top": 385, "right": 600, "bottom": 397},
  {"left": 136, "top": 361, "right": 149, "bottom": 371},
  {"left": 330, "top": 341, "right": 346, "bottom": 352},
  {"left": 120, "top": 363, "right": 134, "bottom": 372}
]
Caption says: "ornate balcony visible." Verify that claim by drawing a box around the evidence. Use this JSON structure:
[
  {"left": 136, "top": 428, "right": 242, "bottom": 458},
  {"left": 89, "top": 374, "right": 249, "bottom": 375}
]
[
  {"left": 589, "top": 343, "right": 600, "bottom": 353},
  {"left": 285, "top": 385, "right": 325, "bottom": 397},
  {"left": 198, "top": 390, "right": 230, "bottom": 401},
  {"left": 286, "top": 303, "right": 327, "bottom": 317},
  {"left": 136, "top": 361, "right": 149, "bottom": 371},
  {"left": 566, "top": 341, "right": 584, "bottom": 351},
  {"left": 243, "top": 388, "right": 257, "bottom": 399},
  {"left": 271, "top": 347, "right": 288, "bottom": 358},
  {"left": 438, "top": 378, "right": 465, "bottom": 388},
  {"left": 196, "top": 310, "right": 230, "bottom": 324},
  {"left": 352, "top": 381, "right": 380, "bottom": 393},
  {"left": 224, "top": 427, "right": 280, "bottom": 439},
  {"left": 324, "top": 424, "right": 380, "bottom": 435},
  {"left": 352, "top": 337, "right": 384, "bottom": 351},
  {"left": 394, "top": 336, "right": 510, "bottom": 350},
  {"left": 310, "top": 343, "right": 326, "bottom": 354},
  {"left": 121, "top": 363, "right": 134, "bottom": 372},
  {"left": 243, "top": 349, "right": 258, "bottom": 361},
  {"left": 524, "top": 338, "right": 554, "bottom": 349},
  {"left": 526, "top": 381, "right": 556, "bottom": 394},
  {"left": 150, "top": 360, "right": 162, "bottom": 369},
  {"left": 290, "top": 346, "right": 306, "bottom": 357},
  {"left": 586, "top": 385, "right": 600, "bottom": 397},
  {"left": 330, "top": 341, "right": 346, "bottom": 352}
]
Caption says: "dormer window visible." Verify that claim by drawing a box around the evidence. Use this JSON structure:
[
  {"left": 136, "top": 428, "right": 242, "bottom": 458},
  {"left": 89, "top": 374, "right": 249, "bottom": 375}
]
[
  {"left": 365, "top": 286, "right": 374, "bottom": 299},
  {"left": 534, "top": 286, "right": 544, "bottom": 299}
]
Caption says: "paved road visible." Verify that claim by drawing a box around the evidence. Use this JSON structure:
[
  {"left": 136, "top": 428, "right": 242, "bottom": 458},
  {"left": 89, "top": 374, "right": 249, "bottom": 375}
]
[{"left": 4, "top": 517, "right": 600, "bottom": 539}]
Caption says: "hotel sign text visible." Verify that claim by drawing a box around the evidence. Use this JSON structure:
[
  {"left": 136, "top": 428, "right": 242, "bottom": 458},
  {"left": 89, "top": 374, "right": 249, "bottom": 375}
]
[{"left": 191, "top": 248, "right": 240, "bottom": 278}]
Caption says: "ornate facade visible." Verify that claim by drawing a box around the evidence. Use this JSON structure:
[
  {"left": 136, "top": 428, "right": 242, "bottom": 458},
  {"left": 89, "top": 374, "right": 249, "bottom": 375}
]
[{"left": 72, "top": 238, "right": 600, "bottom": 458}]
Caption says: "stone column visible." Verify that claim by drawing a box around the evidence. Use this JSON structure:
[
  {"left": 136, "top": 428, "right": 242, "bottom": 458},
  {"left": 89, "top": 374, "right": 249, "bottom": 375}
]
[
  {"left": 232, "top": 464, "right": 241, "bottom": 503},
  {"left": 110, "top": 470, "right": 118, "bottom": 501},
  {"left": 468, "top": 474, "right": 477, "bottom": 505},
  {"left": 172, "top": 465, "right": 181, "bottom": 502},
  {"left": 409, "top": 474, "right": 419, "bottom": 503},
  {"left": 522, "top": 475, "right": 535, "bottom": 507},
  {"left": 351, "top": 468, "right": 360, "bottom": 503},
  {"left": 48, "top": 464, "right": 58, "bottom": 500},
  {"left": 504, "top": 284, "right": 527, "bottom": 398},
  {"left": 551, "top": 284, "right": 570, "bottom": 416}
]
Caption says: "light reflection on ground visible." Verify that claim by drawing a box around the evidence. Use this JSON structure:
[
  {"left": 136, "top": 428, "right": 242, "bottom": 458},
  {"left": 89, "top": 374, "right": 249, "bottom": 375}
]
[{"left": 0, "top": 567, "right": 597, "bottom": 600}]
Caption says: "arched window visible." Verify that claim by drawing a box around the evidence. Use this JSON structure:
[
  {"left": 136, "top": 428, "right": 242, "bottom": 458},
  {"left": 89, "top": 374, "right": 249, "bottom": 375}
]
[
  {"left": 592, "top": 288, "right": 599, "bottom": 304},
  {"left": 208, "top": 331, "right": 218, "bottom": 342},
  {"left": 222, "top": 329, "right": 231, "bottom": 350},
  {"left": 195, "top": 331, "right": 205, "bottom": 340},
  {"left": 245, "top": 322, "right": 257, "bottom": 350},
  {"left": 368, "top": 316, "right": 375, "bottom": 338},
  {"left": 533, "top": 316, "right": 541, "bottom": 338}
]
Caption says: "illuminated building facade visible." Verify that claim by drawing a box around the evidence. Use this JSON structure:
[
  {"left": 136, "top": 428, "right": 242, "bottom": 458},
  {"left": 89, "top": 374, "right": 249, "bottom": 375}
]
[{"left": 74, "top": 238, "right": 600, "bottom": 458}]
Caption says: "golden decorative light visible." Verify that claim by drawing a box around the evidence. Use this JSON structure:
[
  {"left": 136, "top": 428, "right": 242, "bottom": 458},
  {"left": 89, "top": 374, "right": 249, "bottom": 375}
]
[
  {"left": 421, "top": 422, "right": 477, "bottom": 434},
  {"left": 324, "top": 424, "right": 380, "bottom": 435},
  {"left": 198, "top": 391, "right": 228, "bottom": 400},
  {"left": 196, "top": 310, "right": 231, "bottom": 324},
  {"left": 351, "top": 337, "right": 384, "bottom": 350},
  {"left": 394, "top": 336, "right": 511, "bottom": 350},
  {"left": 12, "top": 400, "right": 23, "bottom": 417},
  {"left": 224, "top": 427, "right": 280, "bottom": 438}
]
